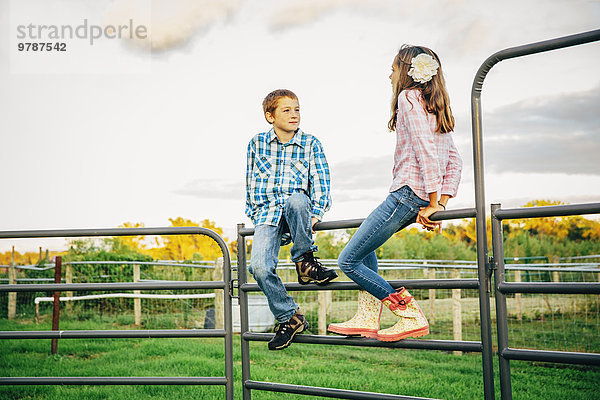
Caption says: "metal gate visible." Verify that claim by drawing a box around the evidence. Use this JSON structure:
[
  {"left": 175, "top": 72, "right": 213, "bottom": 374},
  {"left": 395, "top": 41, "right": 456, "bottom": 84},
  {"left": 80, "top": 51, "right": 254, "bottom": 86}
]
[
  {"left": 471, "top": 27, "right": 600, "bottom": 399},
  {"left": 0, "top": 227, "right": 234, "bottom": 400},
  {"left": 236, "top": 208, "right": 495, "bottom": 399}
]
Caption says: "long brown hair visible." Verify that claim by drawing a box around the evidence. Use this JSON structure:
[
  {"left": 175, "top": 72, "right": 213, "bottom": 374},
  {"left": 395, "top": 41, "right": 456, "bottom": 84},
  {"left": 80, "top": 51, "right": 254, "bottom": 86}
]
[{"left": 388, "top": 45, "right": 454, "bottom": 133}]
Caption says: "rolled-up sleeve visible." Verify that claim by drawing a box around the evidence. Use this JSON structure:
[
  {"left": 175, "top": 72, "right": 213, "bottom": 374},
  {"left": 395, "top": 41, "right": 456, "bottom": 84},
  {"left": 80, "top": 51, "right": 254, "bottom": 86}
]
[
  {"left": 441, "top": 136, "right": 463, "bottom": 197},
  {"left": 308, "top": 138, "right": 331, "bottom": 220}
]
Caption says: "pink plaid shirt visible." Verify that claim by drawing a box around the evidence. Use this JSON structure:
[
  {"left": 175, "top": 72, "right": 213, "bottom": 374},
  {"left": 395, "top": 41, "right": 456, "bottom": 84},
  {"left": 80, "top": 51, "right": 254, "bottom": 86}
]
[{"left": 389, "top": 90, "right": 463, "bottom": 201}]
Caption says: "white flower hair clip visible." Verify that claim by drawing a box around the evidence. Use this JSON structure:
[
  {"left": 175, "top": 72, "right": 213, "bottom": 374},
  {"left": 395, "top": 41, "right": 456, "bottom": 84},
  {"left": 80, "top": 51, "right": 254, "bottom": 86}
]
[{"left": 407, "top": 53, "right": 439, "bottom": 84}]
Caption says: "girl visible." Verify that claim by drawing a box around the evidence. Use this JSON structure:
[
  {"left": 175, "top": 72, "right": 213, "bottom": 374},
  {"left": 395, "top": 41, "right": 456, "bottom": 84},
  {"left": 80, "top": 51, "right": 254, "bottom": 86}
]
[{"left": 328, "top": 45, "right": 462, "bottom": 341}]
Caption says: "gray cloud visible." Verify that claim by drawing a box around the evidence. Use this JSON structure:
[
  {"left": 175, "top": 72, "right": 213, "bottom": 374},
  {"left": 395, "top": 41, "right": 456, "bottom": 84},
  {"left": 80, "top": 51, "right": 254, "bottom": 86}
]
[
  {"left": 482, "top": 88, "right": 600, "bottom": 174},
  {"left": 105, "top": 0, "right": 243, "bottom": 51}
]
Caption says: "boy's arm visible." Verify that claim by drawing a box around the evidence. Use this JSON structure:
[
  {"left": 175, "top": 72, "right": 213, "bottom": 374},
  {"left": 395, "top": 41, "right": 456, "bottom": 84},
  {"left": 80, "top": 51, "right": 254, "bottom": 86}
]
[
  {"left": 245, "top": 141, "right": 255, "bottom": 220},
  {"left": 308, "top": 138, "right": 331, "bottom": 221}
]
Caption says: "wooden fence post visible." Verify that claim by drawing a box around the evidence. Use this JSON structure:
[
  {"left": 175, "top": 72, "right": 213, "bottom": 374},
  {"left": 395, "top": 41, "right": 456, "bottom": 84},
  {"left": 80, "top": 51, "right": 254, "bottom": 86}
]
[
  {"left": 65, "top": 263, "right": 73, "bottom": 313},
  {"left": 8, "top": 246, "right": 17, "bottom": 320},
  {"left": 318, "top": 291, "right": 332, "bottom": 335},
  {"left": 213, "top": 257, "right": 224, "bottom": 329},
  {"left": 51, "top": 256, "right": 62, "bottom": 355},
  {"left": 514, "top": 269, "right": 522, "bottom": 321},
  {"left": 133, "top": 264, "right": 141, "bottom": 327},
  {"left": 428, "top": 268, "right": 435, "bottom": 325},
  {"left": 452, "top": 269, "right": 462, "bottom": 356}
]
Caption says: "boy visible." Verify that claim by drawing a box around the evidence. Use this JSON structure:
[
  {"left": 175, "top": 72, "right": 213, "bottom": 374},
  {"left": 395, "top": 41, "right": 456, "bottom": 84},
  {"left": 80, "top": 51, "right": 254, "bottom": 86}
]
[{"left": 245, "top": 89, "right": 338, "bottom": 350}]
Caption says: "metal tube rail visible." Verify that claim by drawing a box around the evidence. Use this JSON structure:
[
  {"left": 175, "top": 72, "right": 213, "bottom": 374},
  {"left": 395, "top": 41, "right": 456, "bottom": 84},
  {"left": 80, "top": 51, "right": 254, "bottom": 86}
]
[
  {"left": 0, "top": 281, "right": 225, "bottom": 293},
  {"left": 0, "top": 226, "right": 234, "bottom": 400},
  {"left": 497, "top": 282, "right": 600, "bottom": 294},
  {"left": 243, "top": 333, "right": 482, "bottom": 353},
  {"left": 0, "top": 329, "right": 226, "bottom": 339},
  {"left": 240, "top": 279, "right": 478, "bottom": 292},
  {"left": 238, "top": 208, "right": 476, "bottom": 237},
  {"left": 501, "top": 348, "right": 600, "bottom": 366},
  {"left": 245, "top": 380, "right": 437, "bottom": 400},
  {"left": 493, "top": 202, "right": 600, "bottom": 220},
  {"left": 491, "top": 204, "right": 512, "bottom": 398},
  {"left": 0, "top": 377, "right": 227, "bottom": 386}
]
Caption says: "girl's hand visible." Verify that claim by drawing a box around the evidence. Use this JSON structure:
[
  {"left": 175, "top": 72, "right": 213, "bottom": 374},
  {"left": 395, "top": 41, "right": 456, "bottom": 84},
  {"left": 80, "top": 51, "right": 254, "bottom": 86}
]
[{"left": 417, "top": 204, "right": 444, "bottom": 233}]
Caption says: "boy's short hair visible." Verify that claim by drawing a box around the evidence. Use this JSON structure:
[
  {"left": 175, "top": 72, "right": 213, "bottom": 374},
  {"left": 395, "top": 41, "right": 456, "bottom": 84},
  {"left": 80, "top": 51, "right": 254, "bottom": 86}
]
[{"left": 262, "top": 89, "right": 298, "bottom": 122}]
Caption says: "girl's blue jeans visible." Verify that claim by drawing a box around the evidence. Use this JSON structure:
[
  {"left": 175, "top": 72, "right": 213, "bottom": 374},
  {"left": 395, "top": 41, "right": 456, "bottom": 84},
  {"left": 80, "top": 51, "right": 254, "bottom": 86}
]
[
  {"left": 249, "top": 192, "right": 318, "bottom": 323},
  {"left": 338, "top": 185, "right": 429, "bottom": 300}
]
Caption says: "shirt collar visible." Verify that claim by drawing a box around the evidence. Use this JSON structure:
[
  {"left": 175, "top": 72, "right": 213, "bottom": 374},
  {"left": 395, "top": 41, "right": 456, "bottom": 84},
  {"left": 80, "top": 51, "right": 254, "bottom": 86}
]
[{"left": 267, "top": 128, "right": 305, "bottom": 148}]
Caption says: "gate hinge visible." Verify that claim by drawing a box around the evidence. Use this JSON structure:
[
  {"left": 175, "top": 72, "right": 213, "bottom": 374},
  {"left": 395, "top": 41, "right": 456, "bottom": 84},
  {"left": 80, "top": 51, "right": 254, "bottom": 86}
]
[{"left": 487, "top": 256, "right": 497, "bottom": 276}]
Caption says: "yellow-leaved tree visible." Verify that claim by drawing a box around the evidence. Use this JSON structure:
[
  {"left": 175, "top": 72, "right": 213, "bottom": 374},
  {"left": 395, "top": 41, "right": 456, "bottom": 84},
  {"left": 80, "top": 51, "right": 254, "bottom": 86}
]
[{"left": 149, "top": 217, "right": 225, "bottom": 261}]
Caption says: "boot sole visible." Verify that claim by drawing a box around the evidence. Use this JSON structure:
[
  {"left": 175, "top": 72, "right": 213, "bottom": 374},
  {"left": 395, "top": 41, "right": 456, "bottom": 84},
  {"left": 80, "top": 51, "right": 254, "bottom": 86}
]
[
  {"left": 297, "top": 273, "right": 338, "bottom": 286},
  {"left": 269, "top": 321, "right": 309, "bottom": 350},
  {"left": 327, "top": 325, "right": 378, "bottom": 338},
  {"left": 376, "top": 326, "right": 429, "bottom": 342}
]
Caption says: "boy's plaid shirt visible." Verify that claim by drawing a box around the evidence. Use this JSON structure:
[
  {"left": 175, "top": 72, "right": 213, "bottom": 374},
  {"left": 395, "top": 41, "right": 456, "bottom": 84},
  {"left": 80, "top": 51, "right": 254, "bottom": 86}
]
[{"left": 245, "top": 128, "right": 331, "bottom": 226}]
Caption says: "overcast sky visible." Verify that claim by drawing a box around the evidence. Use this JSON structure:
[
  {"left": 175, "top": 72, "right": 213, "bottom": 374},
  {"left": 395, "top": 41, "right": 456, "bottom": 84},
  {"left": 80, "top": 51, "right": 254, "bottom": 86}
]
[{"left": 1, "top": 0, "right": 599, "bottom": 251}]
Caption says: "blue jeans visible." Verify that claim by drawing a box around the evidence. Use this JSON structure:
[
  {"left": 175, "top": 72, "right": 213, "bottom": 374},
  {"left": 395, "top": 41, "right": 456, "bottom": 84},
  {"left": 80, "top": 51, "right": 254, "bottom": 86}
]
[
  {"left": 250, "top": 192, "right": 318, "bottom": 322},
  {"left": 338, "top": 185, "right": 429, "bottom": 300}
]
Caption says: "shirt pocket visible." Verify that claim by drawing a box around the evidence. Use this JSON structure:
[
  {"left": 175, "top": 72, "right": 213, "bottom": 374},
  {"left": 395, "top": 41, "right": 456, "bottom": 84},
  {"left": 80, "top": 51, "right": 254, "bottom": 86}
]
[
  {"left": 290, "top": 159, "right": 309, "bottom": 183},
  {"left": 254, "top": 156, "right": 272, "bottom": 179}
]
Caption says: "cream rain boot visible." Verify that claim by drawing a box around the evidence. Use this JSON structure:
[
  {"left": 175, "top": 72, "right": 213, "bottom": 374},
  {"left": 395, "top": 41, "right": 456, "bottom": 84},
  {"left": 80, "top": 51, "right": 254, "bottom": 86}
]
[
  {"left": 377, "top": 287, "right": 429, "bottom": 342},
  {"left": 328, "top": 290, "right": 382, "bottom": 338}
]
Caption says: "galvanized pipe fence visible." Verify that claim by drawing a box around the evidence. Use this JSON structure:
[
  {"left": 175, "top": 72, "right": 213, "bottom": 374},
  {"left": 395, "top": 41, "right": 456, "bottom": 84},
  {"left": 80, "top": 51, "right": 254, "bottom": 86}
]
[{"left": 0, "top": 227, "right": 234, "bottom": 400}]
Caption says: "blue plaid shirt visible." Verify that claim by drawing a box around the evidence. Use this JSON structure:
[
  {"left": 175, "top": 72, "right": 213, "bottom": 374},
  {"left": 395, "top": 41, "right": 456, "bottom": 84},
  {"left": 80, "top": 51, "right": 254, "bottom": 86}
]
[{"left": 245, "top": 128, "right": 331, "bottom": 227}]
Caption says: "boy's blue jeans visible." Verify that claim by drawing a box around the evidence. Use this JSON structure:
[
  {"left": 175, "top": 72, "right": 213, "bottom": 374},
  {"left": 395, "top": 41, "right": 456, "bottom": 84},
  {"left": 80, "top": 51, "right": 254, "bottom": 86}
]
[
  {"left": 338, "top": 185, "right": 429, "bottom": 300},
  {"left": 250, "top": 192, "right": 318, "bottom": 323}
]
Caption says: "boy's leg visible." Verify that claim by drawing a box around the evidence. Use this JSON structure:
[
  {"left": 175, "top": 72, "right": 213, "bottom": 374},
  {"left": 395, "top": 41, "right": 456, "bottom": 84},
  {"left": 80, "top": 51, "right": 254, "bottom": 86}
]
[
  {"left": 283, "top": 192, "right": 317, "bottom": 260},
  {"left": 250, "top": 224, "right": 298, "bottom": 323},
  {"left": 284, "top": 192, "right": 337, "bottom": 285}
]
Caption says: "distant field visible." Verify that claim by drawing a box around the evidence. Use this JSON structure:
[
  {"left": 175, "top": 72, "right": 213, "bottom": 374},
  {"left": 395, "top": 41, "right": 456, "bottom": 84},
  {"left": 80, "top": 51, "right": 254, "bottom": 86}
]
[{"left": 1, "top": 318, "right": 599, "bottom": 400}]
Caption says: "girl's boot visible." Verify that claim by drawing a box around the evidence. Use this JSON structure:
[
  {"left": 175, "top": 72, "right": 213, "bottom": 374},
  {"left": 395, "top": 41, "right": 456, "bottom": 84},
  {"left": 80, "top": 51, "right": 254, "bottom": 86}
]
[
  {"left": 328, "top": 290, "right": 382, "bottom": 338},
  {"left": 377, "top": 287, "right": 429, "bottom": 342}
]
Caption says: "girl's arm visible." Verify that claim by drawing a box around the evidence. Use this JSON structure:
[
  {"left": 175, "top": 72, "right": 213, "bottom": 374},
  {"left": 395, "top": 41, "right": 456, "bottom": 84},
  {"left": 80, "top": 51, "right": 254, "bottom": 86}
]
[{"left": 400, "top": 91, "right": 442, "bottom": 195}]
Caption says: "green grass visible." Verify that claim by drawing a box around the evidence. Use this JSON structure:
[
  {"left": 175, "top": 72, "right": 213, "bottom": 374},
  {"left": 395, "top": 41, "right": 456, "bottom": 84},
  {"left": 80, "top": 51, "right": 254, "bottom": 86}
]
[{"left": 0, "top": 318, "right": 599, "bottom": 400}]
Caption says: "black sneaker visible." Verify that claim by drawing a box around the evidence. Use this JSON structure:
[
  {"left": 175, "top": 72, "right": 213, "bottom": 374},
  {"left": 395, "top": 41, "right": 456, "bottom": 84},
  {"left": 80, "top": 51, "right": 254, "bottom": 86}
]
[
  {"left": 268, "top": 311, "right": 309, "bottom": 350},
  {"left": 295, "top": 252, "right": 338, "bottom": 286}
]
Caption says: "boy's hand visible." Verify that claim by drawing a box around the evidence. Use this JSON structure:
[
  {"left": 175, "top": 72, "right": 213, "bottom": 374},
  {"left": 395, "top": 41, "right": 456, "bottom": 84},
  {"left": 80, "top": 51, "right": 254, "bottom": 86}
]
[{"left": 311, "top": 217, "right": 319, "bottom": 234}]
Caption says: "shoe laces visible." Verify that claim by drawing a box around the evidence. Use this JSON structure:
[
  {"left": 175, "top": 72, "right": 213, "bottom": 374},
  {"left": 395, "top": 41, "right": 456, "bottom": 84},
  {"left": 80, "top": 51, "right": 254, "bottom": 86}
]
[{"left": 274, "top": 322, "right": 290, "bottom": 335}]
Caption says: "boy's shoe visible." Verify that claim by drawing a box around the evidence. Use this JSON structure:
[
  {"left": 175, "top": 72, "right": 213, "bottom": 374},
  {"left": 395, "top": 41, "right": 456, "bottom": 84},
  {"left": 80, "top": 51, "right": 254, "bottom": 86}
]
[
  {"left": 295, "top": 252, "right": 338, "bottom": 285},
  {"left": 268, "top": 311, "right": 309, "bottom": 350},
  {"left": 328, "top": 290, "right": 382, "bottom": 338}
]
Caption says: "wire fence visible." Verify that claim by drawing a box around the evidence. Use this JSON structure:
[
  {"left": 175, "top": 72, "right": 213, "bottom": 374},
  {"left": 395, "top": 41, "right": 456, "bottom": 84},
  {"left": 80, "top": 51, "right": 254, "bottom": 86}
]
[{"left": 2, "top": 255, "right": 599, "bottom": 353}]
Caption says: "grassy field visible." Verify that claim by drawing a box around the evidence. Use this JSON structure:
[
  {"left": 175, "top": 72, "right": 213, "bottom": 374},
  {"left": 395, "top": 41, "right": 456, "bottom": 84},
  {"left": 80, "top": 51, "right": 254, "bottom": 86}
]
[{"left": 1, "top": 317, "right": 599, "bottom": 400}]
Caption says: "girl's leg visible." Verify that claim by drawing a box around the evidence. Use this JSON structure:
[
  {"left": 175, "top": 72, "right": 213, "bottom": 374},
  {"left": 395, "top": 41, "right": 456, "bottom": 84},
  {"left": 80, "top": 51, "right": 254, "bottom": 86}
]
[{"left": 339, "top": 188, "right": 425, "bottom": 300}]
